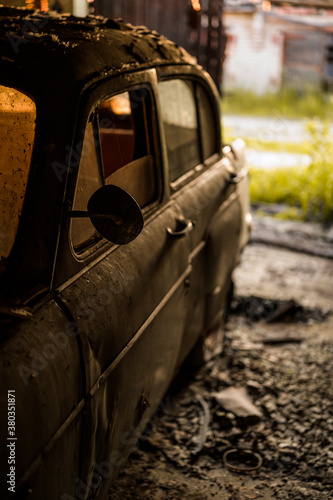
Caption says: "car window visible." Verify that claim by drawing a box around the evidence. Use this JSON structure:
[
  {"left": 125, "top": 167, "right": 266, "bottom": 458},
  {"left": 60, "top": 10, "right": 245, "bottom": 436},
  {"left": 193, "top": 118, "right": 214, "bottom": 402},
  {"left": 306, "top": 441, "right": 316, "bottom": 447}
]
[
  {"left": 71, "top": 87, "right": 157, "bottom": 253},
  {"left": 70, "top": 121, "right": 103, "bottom": 250},
  {"left": 0, "top": 85, "right": 36, "bottom": 263},
  {"left": 99, "top": 91, "right": 156, "bottom": 208},
  {"left": 158, "top": 78, "right": 219, "bottom": 184},
  {"left": 158, "top": 79, "right": 200, "bottom": 182}
]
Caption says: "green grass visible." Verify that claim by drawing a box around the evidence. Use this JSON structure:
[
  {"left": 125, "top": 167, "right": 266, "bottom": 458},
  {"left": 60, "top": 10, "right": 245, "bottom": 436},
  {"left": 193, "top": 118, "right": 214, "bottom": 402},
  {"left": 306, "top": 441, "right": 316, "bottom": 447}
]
[
  {"left": 221, "top": 90, "right": 333, "bottom": 222},
  {"left": 249, "top": 120, "right": 333, "bottom": 222},
  {"left": 250, "top": 165, "right": 304, "bottom": 210},
  {"left": 222, "top": 89, "right": 333, "bottom": 120}
]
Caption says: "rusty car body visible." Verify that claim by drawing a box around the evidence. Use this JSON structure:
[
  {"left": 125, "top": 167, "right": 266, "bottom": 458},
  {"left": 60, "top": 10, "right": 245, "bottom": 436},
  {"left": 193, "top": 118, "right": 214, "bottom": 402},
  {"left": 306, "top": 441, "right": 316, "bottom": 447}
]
[{"left": 0, "top": 7, "right": 250, "bottom": 499}]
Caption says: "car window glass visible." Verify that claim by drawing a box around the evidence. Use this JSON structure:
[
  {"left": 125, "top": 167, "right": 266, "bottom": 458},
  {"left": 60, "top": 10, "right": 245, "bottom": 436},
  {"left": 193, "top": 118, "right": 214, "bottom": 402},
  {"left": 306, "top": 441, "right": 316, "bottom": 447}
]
[
  {"left": 70, "top": 121, "right": 103, "bottom": 250},
  {"left": 71, "top": 87, "right": 157, "bottom": 253},
  {"left": 98, "top": 92, "right": 136, "bottom": 177},
  {"left": 158, "top": 79, "right": 200, "bottom": 182},
  {"left": 197, "top": 84, "right": 218, "bottom": 160},
  {"left": 98, "top": 91, "right": 156, "bottom": 208},
  {"left": 0, "top": 86, "right": 36, "bottom": 262}
]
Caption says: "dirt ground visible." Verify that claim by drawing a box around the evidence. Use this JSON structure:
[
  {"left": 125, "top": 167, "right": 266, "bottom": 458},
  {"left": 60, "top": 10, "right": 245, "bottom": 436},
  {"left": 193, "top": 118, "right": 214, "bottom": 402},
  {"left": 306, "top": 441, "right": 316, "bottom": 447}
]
[{"left": 109, "top": 216, "right": 333, "bottom": 500}]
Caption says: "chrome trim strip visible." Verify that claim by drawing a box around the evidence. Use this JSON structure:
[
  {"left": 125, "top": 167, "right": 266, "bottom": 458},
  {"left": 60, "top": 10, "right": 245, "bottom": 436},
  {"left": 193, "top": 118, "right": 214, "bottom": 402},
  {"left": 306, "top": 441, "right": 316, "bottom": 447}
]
[{"left": 189, "top": 240, "right": 206, "bottom": 262}]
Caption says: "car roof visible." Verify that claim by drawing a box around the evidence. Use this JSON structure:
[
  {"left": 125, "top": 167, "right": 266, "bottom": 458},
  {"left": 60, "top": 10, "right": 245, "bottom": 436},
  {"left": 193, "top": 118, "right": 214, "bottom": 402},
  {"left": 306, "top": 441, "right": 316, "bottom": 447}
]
[{"left": 0, "top": 7, "right": 196, "bottom": 96}]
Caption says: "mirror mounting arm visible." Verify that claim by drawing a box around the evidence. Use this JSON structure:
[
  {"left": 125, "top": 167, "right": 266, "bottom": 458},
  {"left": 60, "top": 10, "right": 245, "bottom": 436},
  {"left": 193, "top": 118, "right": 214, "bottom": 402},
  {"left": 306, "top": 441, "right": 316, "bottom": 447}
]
[
  {"left": 66, "top": 185, "right": 144, "bottom": 245},
  {"left": 67, "top": 211, "right": 121, "bottom": 220}
]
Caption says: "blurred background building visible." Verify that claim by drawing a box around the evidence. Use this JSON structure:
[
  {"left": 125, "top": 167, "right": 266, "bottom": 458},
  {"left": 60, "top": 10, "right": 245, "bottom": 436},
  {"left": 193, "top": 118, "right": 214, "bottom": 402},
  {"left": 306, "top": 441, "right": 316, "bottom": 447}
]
[{"left": 224, "top": 0, "right": 333, "bottom": 94}]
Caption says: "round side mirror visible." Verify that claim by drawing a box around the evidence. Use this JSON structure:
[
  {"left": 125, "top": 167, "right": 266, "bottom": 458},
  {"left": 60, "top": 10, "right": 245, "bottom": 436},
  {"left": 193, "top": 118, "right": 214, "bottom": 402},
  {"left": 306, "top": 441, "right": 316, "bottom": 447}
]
[{"left": 87, "top": 185, "right": 143, "bottom": 245}]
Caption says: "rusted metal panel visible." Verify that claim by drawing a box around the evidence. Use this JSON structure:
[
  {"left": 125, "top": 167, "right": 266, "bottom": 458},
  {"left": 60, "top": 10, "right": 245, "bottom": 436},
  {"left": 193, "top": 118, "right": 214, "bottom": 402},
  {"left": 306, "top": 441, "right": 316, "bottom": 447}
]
[
  {"left": 323, "top": 33, "right": 333, "bottom": 85},
  {"left": 284, "top": 32, "right": 324, "bottom": 66},
  {"left": 283, "top": 30, "right": 327, "bottom": 90},
  {"left": 271, "top": 0, "right": 333, "bottom": 8}
]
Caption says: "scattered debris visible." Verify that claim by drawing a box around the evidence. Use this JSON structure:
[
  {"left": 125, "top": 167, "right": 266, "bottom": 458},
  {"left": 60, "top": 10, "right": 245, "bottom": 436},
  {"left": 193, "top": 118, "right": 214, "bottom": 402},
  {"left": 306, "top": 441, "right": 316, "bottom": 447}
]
[
  {"left": 213, "top": 387, "right": 262, "bottom": 426},
  {"left": 111, "top": 304, "right": 333, "bottom": 499},
  {"left": 222, "top": 448, "right": 263, "bottom": 473},
  {"left": 230, "top": 295, "right": 331, "bottom": 324},
  {"left": 238, "top": 485, "right": 263, "bottom": 499},
  {"left": 265, "top": 299, "right": 296, "bottom": 323},
  {"left": 260, "top": 335, "right": 305, "bottom": 345},
  {"left": 190, "top": 395, "right": 210, "bottom": 457}
]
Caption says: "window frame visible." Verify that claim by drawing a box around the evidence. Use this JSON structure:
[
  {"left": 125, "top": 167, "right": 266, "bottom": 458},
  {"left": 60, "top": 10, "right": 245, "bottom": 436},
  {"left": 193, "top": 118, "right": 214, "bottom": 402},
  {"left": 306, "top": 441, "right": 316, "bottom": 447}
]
[{"left": 65, "top": 70, "right": 165, "bottom": 262}]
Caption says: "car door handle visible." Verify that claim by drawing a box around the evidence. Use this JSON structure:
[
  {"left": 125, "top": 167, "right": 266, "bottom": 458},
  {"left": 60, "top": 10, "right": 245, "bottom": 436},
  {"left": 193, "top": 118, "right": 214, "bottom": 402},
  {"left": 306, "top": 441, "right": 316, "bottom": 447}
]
[
  {"left": 167, "top": 218, "right": 195, "bottom": 238},
  {"left": 228, "top": 172, "right": 241, "bottom": 184}
]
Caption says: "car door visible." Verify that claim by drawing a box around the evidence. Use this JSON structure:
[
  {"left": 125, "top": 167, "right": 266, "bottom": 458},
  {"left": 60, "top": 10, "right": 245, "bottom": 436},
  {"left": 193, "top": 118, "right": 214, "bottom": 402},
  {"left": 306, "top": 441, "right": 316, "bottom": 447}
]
[
  {"left": 52, "top": 69, "right": 192, "bottom": 498},
  {"left": 157, "top": 67, "right": 247, "bottom": 366}
]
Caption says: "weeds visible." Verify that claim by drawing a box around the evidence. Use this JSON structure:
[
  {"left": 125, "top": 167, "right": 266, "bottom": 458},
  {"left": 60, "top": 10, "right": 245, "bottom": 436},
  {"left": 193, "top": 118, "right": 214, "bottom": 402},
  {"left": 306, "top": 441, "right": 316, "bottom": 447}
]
[
  {"left": 250, "top": 120, "right": 333, "bottom": 222},
  {"left": 222, "top": 89, "right": 333, "bottom": 120}
]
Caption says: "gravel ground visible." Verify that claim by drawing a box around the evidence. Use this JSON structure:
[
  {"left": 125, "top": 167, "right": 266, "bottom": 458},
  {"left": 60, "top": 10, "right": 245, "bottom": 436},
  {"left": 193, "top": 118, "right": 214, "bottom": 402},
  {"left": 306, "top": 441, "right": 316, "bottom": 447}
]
[{"left": 109, "top": 218, "right": 333, "bottom": 500}]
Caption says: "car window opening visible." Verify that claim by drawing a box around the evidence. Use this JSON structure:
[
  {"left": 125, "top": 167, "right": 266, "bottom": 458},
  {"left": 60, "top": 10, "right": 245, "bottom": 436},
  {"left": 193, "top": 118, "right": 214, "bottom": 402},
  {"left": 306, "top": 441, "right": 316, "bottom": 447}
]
[{"left": 71, "top": 87, "right": 157, "bottom": 252}]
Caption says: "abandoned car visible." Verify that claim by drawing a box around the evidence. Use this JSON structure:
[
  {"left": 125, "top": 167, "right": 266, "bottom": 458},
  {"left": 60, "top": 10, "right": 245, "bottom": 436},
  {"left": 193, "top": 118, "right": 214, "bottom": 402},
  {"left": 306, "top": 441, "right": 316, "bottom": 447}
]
[{"left": 0, "top": 7, "right": 251, "bottom": 499}]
